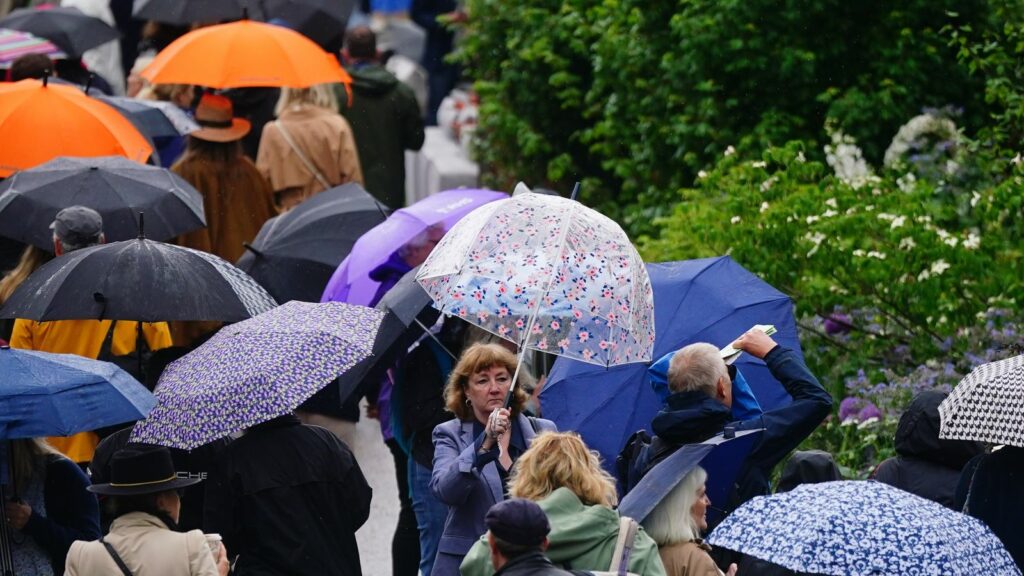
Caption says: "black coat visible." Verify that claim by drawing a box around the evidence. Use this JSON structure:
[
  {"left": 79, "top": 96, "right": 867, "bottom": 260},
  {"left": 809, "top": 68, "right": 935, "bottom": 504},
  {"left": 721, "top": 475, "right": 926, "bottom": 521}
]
[
  {"left": 871, "top": 390, "right": 985, "bottom": 509},
  {"left": 957, "top": 446, "right": 1024, "bottom": 568},
  {"left": 204, "top": 415, "right": 372, "bottom": 576},
  {"left": 393, "top": 336, "right": 454, "bottom": 468},
  {"left": 410, "top": 0, "right": 457, "bottom": 72},
  {"left": 494, "top": 551, "right": 579, "bottom": 576}
]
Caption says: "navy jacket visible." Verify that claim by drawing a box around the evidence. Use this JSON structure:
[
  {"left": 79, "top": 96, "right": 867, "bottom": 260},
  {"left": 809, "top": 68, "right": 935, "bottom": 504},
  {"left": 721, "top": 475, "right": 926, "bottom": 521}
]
[
  {"left": 23, "top": 455, "right": 101, "bottom": 574},
  {"left": 410, "top": 0, "right": 458, "bottom": 72},
  {"left": 653, "top": 346, "right": 832, "bottom": 506}
]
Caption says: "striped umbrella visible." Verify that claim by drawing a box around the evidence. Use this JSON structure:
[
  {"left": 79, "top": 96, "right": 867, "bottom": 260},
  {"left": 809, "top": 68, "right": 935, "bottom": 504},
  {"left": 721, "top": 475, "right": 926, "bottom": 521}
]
[{"left": 0, "top": 28, "right": 65, "bottom": 68}]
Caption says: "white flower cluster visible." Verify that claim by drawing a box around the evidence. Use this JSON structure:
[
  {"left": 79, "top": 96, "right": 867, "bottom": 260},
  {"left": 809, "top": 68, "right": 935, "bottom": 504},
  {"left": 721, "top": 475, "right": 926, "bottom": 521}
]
[
  {"left": 883, "top": 113, "right": 960, "bottom": 168},
  {"left": 825, "top": 129, "right": 874, "bottom": 189}
]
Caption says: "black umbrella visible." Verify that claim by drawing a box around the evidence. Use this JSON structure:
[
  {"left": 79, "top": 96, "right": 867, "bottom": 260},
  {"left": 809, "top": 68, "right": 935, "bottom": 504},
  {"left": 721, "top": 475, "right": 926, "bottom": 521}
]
[
  {"left": 0, "top": 6, "right": 120, "bottom": 58},
  {"left": 95, "top": 96, "right": 198, "bottom": 141},
  {"left": 0, "top": 220, "right": 277, "bottom": 322},
  {"left": 237, "top": 183, "right": 388, "bottom": 303},
  {"left": 259, "top": 0, "right": 355, "bottom": 49},
  {"left": 0, "top": 156, "right": 206, "bottom": 250},
  {"left": 132, "top": 0, "right": 245, "bottom": 25},
  {"left": 332, "top": 265, "right": 450, "bottom": 404}
]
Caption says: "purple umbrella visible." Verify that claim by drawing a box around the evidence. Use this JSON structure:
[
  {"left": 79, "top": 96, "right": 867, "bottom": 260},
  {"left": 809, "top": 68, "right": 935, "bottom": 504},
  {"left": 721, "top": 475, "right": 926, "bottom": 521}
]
[
  {"left": 130, "top": 301, "right": 384, "bottom": 449},
  {"left": 320, "top": 188, "right": 507, "bottom": 306}
]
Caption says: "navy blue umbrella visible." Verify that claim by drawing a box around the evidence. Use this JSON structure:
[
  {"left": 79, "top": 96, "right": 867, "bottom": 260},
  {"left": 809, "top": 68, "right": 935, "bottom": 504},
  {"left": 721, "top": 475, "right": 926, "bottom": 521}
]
[
  {"left": 618, "top": 428, "right": 763, "bottom": 526},
  {"left": 0, "top": 345, "right": 155, "bottom": 439},
  {"left": 539, "top": 256, "right": 801, "bottom": 472}
]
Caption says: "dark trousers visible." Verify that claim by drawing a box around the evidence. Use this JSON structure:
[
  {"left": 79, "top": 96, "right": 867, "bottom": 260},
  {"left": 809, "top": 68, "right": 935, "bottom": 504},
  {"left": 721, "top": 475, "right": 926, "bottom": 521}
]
[
  {"left": 425, "top": 63, "right": 460, "bottom": 126},
  {"left": 387, "top": 438, "right": 420, "bottom": 576}
]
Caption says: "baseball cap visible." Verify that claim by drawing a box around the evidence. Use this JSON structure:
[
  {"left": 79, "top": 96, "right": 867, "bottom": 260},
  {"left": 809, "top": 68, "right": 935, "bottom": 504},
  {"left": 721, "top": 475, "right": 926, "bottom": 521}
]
[{"left": 484, "top": 498, "right": 550, "bottom": 547}]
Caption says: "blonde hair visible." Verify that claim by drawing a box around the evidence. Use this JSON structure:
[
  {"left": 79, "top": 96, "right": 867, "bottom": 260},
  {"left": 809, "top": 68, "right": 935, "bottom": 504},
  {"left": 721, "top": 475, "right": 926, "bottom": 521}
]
[
  {"left": 642, "top": 466, "right": 707, "bottom": 545},
  {"left": 444, "top": 343, "right": 530, "bottom": 420},
  {"left": 509, "top": 431, "right": 618, "bottom": 509},
  {"left": 0, "top": 245, "right": 52, "bottom": 305},
  {"left": 275, "top": 84, "right": 339, "bottom": 116},
  {"left": 11, "top": 438, "right": 63, "bottom": 495}
]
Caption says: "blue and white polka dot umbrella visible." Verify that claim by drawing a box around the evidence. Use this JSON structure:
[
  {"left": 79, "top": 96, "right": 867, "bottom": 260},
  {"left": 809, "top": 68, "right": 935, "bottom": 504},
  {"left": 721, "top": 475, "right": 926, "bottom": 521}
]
[{"left": 708, "top": 480, "right": 1020, "bottom": 575}]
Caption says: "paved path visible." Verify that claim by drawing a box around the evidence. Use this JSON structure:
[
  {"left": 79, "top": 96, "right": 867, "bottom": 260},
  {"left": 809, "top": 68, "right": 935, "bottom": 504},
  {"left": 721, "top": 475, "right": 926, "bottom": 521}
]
[{"left": 351, "top": 411, "right": 400, "bottom": 575}]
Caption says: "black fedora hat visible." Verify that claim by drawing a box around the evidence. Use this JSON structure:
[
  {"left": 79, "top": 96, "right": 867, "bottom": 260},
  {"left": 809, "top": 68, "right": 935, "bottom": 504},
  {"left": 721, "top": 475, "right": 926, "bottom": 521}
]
[{"left": 88, "top": 445, "right": 202, "bottom": 496}]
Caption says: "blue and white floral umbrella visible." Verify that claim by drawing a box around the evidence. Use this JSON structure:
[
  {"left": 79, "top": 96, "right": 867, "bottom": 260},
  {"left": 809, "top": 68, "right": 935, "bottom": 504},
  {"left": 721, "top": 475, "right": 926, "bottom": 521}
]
[
  {"left": 131, "top": 301, "right": 384, "bottom": 450},
  {"left": 708, "top": 480, "right": 1020, "bottom": 575}
]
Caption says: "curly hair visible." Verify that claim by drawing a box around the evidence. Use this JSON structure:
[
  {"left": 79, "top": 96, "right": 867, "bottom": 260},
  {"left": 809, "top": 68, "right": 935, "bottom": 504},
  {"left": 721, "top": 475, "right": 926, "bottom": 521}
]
[
  {"left": 509, "top": 432, "right": 618, "bottom": 509},
  {"left": 444, "top": 342, "right": 530, "bottom": 421}
]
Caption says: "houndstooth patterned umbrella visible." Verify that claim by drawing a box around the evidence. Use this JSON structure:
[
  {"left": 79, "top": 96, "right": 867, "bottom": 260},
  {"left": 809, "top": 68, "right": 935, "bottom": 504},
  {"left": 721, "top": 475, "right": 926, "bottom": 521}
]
[{"left": 939, "top": 354, "right": 1024, "bottom": 447}]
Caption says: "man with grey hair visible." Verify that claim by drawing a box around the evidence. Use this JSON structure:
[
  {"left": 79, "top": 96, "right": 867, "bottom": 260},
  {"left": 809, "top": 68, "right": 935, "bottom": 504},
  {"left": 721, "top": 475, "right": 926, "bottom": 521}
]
[
  {"left": 647, "top": 329, "right": 832, "bottom": 507},
  {"left": 50, "top": 205, "right": 105, "bottom": 255}
]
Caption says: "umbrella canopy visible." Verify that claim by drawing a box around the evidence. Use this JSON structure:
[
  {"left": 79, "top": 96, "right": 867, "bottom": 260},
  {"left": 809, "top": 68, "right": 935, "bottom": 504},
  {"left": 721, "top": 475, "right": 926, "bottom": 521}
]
[
  {"left": 322, "top": 188, "right": 508, "bottom": 306},
  {"left": 132, "top": 0, "right": 245, "bottom": 25},
  {"left": 0, "top": 6, "right": 119, "bottom": 59},
  {"left": 0, "top": 235, "right": 276, "bottom": 322},
  {"left": 0, "top": 156, "right": 205, "bottom": 249},
  {"left": 140, "top": 19, "right": 351, "bottom": 89},
  {"left": 259, "top": 0, "right": 355, "bottom": 49},
  {"left": 0, "top": 79, "right": 152, "bottom": 178},
  {"left": 539, "top": 257, "right": 801, "bottom": 470},
  {"left": 617, "top": 428, "right": 763, "bottom": 525},
  {"left": 708, "top": 481, "right": 1021, "bottom": 575},
  {"left": 416, "top": 188, "right": 655, "bottom": 368},
  {"left": 95, "top": 96, "right": 199, "bottom": 141},
  {"left": 939, "top": 353, "right": 1024, "bottom": 447},
  {"left": 0, "top": 27, "right": 66, "bottom": 67},
  {"left": 0, "top": 345, "right": 154, "bottom": 439},
  {"left": 331, "top": 265, "right": 442, "bottom": 405},
  {"left": 237, "top": 183, "right": 387, "bottom": 303},
  {"left": 129, "top": 301, "right": 384, "bottom": 449}
]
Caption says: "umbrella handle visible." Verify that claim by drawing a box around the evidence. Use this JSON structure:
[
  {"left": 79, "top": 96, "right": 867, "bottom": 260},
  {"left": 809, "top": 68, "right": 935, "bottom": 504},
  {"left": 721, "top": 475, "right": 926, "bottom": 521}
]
[{"left": 570, "top": 181, "right": 581, "bottom": 201}]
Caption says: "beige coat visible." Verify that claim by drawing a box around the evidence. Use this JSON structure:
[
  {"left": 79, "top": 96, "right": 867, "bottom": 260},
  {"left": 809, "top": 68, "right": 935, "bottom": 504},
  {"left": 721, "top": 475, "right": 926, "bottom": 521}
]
[
  {"left": 256, "top": 105, "right": 364, "bottom": 211},
  {"left": 64, "top": 512, "right": 219, "bottom": 576},
  {"left": 657, "top": 540, "right": 723, "bottom": 576}
]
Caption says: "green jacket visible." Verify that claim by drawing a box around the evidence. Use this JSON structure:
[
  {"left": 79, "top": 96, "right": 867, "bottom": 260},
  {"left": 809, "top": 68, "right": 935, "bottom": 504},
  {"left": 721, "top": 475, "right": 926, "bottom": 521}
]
[
  {"left": 459, "top": 487, "right": 667, "bottom": 576},
  {"left": 336, "top": 64, "right": 425, "bottom": 210}
]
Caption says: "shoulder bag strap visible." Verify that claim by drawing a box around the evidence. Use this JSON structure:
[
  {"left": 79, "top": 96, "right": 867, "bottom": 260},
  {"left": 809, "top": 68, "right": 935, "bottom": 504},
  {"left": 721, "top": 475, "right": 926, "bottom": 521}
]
[
  {"left": 273, "top": 120, "right": 332, "bottom": 189},
  {"left": 101, "top": 538, "right": 134, "bottom": 576},
  {"left": 607, "top": 516, "right": 639, "bottom": 574}
]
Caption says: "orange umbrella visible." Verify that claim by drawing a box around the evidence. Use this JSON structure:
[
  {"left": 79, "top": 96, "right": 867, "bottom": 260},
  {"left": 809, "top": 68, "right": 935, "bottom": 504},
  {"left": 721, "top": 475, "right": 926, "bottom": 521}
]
[
  {"left": 140, "top": 20, "right": 352, "bottom": 89},
  {"left": 0, "top": 79, "right": 152, "bottom": 178}
]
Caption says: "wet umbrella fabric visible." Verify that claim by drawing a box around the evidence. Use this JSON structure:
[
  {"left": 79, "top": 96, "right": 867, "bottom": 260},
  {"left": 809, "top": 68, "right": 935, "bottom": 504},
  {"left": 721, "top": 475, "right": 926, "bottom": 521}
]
[
  {"left": 140, "top": 19, "right": 351, "bottom": 89},
  {"left": 708, "top": 480, "right": 1021, "bottom": 575},
  {"left": 322, "top": 188, "right": 508, "bottom": 306},
  {"left": 95, "top": 96, "right": 199, "bottom": 140},
  {"left": 539, "top": 257, "right": 800, "bottom": 473},
  {"left": 939, "top": 353, "right": 1024, "bottom": 448},
  {"left": 0, "top": 346, "right": 155, "bottom": 439},
  {"left": 416, "top": 187, "right": 656, "bottom": 368},
  {"left": 0, "top": 236, "right": 276, "bottom": 322},
  {"left": 0, "top": 79, "right": 152, "bottom": 178},
  {"left": 0, "top": 156, "right": 205, "bottom": 249},
  {"left": 332, "top": 265, "right": 441, "bottom": 404},
  {"left": 0, "top": 28, "right": 66, "bottom": 66},
  {"left": 130, "top": 301, "right": 384, "bottom": 449},
  {"left": 258, "top": 0, "right": 355, "bottom": 49},
  {"left": 0, "top": 6, "right": 119, "bottom": 58},
  {"left": 132, "top": 0, "right": 245, "bottom": 25},
  {"left": 237, "top": 183, "right": 387, "bottom": 303},
  {"left": 617, "top": 428, "right": 763, "bottom": 525}
]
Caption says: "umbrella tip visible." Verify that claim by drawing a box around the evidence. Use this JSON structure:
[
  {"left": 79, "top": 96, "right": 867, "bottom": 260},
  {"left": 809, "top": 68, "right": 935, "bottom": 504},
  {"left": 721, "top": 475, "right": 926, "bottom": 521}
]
[
  {"left": 42, "top": 73, "right": 50, "bottom": 87},
  {"left": 84, "top": 73, "right": 94, "bottom": 94},
  {"left": 137, "top": 212, "right": 145, "bottom": 240},
  {"left": 570, "top": 181, "right": 581, "bottom": 201},
  {"left": 243, "top": 242, "right": 263, "bottom": 257}
]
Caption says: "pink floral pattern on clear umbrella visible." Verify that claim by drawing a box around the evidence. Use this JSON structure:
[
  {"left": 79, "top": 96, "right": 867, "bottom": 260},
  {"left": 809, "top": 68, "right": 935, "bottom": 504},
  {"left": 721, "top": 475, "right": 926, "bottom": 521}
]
[{"left": 416, "top": 185, "right": 655, "bottom": 367}]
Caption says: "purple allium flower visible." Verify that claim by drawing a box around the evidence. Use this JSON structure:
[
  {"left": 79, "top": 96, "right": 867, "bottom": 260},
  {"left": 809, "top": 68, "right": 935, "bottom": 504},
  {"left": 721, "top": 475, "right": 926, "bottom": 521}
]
[
  {"left": 857, "top": 402, "right": 882, "bottom": 422},
  {"left": 839, "top": 397, "right": 861, "bottom": 421},
  {"left": 824, "top": 313, "right": 852, "bottom": 336}
]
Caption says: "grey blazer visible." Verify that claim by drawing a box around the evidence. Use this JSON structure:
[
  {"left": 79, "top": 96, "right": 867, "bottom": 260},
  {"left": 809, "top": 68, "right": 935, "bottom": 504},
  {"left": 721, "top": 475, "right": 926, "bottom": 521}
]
[{"left": 429, "top": 413, "right": 557, "bottom": 575}]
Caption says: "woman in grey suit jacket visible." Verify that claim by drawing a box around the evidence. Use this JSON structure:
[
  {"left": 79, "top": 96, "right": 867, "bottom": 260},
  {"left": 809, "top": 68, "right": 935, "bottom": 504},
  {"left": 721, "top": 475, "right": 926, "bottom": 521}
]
[{"left": 430, "top": 343, "right": 557, "bottom": 575}]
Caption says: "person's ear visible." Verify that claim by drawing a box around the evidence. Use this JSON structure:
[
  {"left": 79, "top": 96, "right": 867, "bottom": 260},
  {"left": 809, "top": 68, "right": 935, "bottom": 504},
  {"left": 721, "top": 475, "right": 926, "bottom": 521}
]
[
  {"left": 539, "top": 537, "right": 550, "bottom": 552},
  {"left": 716, "top": 376, "right": 728, "bottom": 401},
  {"left": 98, "top": 233, "right": 106, "bottom": 245},
  {"left": 53, "top": 238, "right": 63, "bottom": 256}
]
